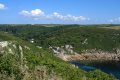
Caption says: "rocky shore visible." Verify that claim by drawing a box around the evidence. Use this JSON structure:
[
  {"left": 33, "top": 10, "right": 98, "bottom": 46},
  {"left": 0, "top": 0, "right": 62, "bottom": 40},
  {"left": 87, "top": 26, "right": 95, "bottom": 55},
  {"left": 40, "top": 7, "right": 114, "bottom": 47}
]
[
  {"left": 49, "top": 45, "right": 120, "bottom": 61},
  {"left": 58, "top": 53, "right": 120, "bottom": 61}
]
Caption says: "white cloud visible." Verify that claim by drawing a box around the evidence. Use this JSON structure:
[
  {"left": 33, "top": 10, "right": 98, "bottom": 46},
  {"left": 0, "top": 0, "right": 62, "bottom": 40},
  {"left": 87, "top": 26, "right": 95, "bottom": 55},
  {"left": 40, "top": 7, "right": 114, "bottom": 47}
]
[
  {"left": 20, "top": 9, "right": 89, "bottom": 21},
  {"left": 51, "top": 12, "right": 89, "bottom": 21},
  {"left": 0, "top": 3, "right": 6, "bottom": 10},
  {"left": 20, "top": 9, "right": 44, "bottom": 17},
  {"left": 109, "top": 19, "right": 114, "bottom": 23},
  {"left": 109, "top": 17, "right": 120, "bottom": 22},
  {"left": 114, "top": 17, "right": 120, "bottom": 22}
]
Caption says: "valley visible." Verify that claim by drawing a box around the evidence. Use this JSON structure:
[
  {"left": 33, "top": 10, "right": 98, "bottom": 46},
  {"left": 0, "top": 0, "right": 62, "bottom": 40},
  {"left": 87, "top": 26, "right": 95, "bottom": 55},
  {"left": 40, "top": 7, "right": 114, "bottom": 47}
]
[
  {"left": 0, "top": 24, "right": 120, "bottom": 80},
  {"left": 0, "top": 0, "right": 120, "bottom": 80}
]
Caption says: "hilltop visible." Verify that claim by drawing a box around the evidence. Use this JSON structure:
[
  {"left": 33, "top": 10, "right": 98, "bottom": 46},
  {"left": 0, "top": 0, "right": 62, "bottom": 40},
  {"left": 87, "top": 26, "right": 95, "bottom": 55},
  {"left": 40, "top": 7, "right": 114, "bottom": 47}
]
[
  {"left": 1, "top": 24, "right": 120, "bottom": 52},
  {"left": 0, "top": 32, "right": 116, "bottom": 80},
  {"left": 1, "top": 24, "right": 120, "bottom": 61}
]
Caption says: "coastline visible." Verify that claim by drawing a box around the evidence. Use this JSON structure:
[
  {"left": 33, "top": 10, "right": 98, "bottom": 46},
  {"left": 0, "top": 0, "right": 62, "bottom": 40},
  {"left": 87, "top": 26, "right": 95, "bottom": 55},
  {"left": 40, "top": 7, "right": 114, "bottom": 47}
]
[{"left": 56, "top": 53, "right": 120, "bottom": 62}]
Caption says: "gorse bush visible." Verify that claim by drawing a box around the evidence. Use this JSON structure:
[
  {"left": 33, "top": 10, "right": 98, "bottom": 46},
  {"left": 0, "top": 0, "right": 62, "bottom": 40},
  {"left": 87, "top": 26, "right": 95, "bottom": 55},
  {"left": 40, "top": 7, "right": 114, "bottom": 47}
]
[{"left": 0, "top": 32, "right": 116, "bottom": 80}]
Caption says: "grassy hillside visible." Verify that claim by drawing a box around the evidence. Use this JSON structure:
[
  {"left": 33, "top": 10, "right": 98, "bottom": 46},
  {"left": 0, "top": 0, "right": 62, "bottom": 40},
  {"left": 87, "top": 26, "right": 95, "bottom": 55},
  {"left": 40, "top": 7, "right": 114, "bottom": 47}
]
[
  {"left": 1, "top": 24, "right": 120, "bottom": 53},
  {"left": 45, "top": 26, "right": 120, "bottom": 53},
  {"left": 0, "top": 32, "right": 116, "bottom": 80}
]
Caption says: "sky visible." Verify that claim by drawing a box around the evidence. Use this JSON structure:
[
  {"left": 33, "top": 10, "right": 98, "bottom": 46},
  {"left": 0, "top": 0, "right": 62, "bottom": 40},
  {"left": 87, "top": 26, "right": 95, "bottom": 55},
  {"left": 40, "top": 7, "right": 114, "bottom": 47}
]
[{"left": 0, "top": 0, "right": 120, "bottom": 24}]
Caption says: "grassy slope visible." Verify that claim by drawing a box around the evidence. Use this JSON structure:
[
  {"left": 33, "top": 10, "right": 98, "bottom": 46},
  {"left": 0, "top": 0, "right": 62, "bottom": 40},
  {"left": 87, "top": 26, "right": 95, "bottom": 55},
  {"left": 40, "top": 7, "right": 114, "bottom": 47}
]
[
  {"left": 1, "top": 24, "right": 120, "bottom": 52},
  {"left": 45, "top": 26, "right": 120, "bottom": 53},
  {"left": 0, "top": 32, "right": 115, "bottom": 80}
]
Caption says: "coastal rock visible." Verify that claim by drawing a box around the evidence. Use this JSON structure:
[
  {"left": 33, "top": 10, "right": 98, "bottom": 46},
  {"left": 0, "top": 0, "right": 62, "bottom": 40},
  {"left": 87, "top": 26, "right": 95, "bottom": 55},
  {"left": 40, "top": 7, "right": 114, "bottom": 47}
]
[
  {"left": 61, "top": 53, "right": 120, "bottom": 61},
  {"left": 49, "top": 45, "right": 120, "bottom": 61}
]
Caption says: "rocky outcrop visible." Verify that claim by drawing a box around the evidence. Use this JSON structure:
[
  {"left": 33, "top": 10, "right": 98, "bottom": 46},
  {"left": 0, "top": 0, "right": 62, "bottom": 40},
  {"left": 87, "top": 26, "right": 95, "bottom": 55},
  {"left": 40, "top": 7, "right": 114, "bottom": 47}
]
[
  {"left": 49, "top": 44, "right": 77, "bottom": 55},
  {"left": 60, "top": 53, "right": 120, "bottom": 61},
  {"left": 49, "top": 45, "right": 120, "bottom": 61}
]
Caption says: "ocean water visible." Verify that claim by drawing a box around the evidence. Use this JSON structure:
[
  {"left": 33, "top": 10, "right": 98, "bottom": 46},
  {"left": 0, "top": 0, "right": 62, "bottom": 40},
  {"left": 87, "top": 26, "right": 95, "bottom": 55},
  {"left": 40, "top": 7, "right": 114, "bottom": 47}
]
[{"left": 70, "top": 60, "right": 120, "bottom": 79}]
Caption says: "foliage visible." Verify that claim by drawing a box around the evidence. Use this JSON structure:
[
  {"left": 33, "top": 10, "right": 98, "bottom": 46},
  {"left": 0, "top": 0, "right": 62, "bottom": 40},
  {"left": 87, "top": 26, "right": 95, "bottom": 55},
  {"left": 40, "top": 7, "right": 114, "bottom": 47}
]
[
  {"left": 0, "top": 24, "right": 120, "bottom": 53},
  {"left": 0, "top": 32, "right": 116, "bottom": 80}
]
